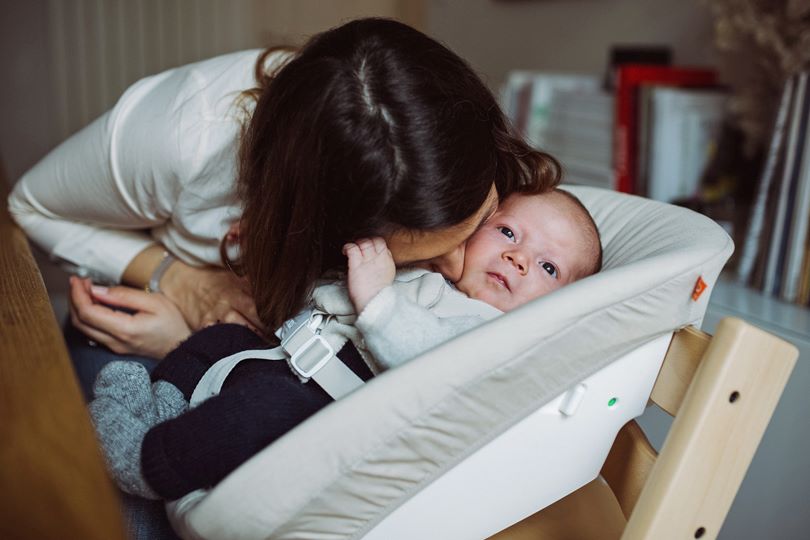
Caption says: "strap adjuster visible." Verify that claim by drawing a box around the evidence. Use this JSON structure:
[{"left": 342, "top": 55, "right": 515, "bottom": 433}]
[{"left": 289, "top": 334, "right": 335, "bottom": 379}]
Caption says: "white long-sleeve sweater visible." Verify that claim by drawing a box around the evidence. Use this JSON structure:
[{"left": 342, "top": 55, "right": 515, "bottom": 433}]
[
  {"left": 310, "top": 268, "right": 503, "bottom": 373},
  {"left": 7, "top": 49, "right": 291, "bottom": 283}
]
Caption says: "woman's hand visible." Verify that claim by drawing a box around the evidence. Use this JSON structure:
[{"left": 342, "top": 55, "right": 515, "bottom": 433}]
[
  {"left": 69, "top": 277, "right": 192, "bottom": 358},
  {"left": 158, "top": 261, "right": 262, "bottom": 333}
]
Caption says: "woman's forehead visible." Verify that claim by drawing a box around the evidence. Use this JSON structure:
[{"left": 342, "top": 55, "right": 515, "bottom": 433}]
[{"left": 386, "top": 182, "right": 498, "bottom": 262}]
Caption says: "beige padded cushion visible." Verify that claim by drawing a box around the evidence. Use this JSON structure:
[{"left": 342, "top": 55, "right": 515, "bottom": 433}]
[{"left": 168, "top": 186, "right": 734, "bottom": 539}]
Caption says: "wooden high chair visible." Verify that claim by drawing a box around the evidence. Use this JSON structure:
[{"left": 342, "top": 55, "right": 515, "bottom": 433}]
[
  {"left": 491, "top": 321, "right": 797, "bottom": 540},
  {"left": 0, "top": 161, "right": 798, "bottom": 540}
]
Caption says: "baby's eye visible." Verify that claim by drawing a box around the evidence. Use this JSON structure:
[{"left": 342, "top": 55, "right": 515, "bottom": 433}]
[
  {"left": 498, "top": 227, "right": 515, "bottom": 241},
  {"left": 540, "top": 261, "right": 558, "bottom": 279}
]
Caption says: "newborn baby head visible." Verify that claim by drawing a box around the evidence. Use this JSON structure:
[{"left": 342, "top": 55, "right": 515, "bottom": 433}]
[{"left": 454, "top": 188, "right": 602, "bottom": 311}]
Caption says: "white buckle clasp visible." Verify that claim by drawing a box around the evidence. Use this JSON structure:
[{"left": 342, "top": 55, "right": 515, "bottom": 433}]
[{"left": 289, "top": 334, "right": 334, "bottom": 379}]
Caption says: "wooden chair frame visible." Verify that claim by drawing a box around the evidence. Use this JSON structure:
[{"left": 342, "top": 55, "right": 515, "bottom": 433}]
[
  {"left": 0, "top": 165, "right": 798, "bottom": 539},
  {"left": 494, "top": 321, "right": 797, "bottom": 540}
]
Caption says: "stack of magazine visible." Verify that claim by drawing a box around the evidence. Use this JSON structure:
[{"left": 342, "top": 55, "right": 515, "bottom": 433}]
[{"left": 737, "top": 72, "right": 810, "bottom": 305}]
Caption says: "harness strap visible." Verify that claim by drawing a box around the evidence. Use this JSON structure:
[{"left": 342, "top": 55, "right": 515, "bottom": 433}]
[
  {"left": 283, "top": 322, "right": 365, "bottom": 400},
  {"left": 189, "top": 347, "right": 288, "bottom": 407},
  {"left": 189, "top": 308, "right": 365, "bottom": 407}
]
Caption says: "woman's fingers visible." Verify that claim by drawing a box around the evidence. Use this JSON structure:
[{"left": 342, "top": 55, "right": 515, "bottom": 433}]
[
  {"left": 70, "top": 313, "right": 130, "bottom": 354},
  {"left": 68, "top": 282, "right": 130, "bottom": 353},
  {"left": 72, "top": 296, "right": 137, "bottom": 337},
  {"left": 89, "top": 284, "right": 166, "bottom": 314},
  {"left": 68, "top": 277, "right": 192, "bottom": 358}
]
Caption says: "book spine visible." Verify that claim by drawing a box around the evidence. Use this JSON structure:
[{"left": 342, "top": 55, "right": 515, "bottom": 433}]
[
  {"left": 612, "top": 65, "right": 717, "bottom": 194},
  {"left": 614, "top": 70, "right": 634, "bottom": 192},
  {"left": 781, "top": 72, "right": 810, "bottom": 302},
  {"left": 797, "top": 221, "right": 810, "bottom": 304},
  {"left": 764, "top": 74, "right": 808, "bottom": 295},
  {"left": 737, "top": 77, "right": 796, "bottom": 285}
]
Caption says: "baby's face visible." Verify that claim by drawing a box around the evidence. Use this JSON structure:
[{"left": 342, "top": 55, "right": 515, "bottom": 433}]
[{"left": 454, "top": 192, "right": 590, "bottom": 311}]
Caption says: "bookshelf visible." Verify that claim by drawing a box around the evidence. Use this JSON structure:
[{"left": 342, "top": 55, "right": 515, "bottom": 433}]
[{"left": 501, "top": 65, "right": 810, "bottom": 537}]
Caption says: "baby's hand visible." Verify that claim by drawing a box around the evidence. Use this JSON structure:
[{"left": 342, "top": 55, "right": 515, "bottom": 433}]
[{"left": 343, "top": 237, "right": 396, "bottom": 313}]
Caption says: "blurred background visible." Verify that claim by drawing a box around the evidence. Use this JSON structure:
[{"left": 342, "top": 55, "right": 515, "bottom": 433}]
[
  {"left": 1, "top": 1, "right": 808, "bottom": 539},
  {"left": 0, "top": 0, "right": 723, "bottom": 307},
  {"left": 0, "top": 0, "right": 720, "bottom": 183}
]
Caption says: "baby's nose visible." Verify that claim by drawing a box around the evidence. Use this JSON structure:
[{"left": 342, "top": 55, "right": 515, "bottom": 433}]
[{"left": 505, "top": 252, "right": 528, "bottom": 275}]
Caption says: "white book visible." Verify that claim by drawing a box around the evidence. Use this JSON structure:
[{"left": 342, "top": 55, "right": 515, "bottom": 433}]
[
  {"left": 781, "top": 72, "right": 810, "bottom": 302},
  {"left": 523, "top": 74, "right": 599, "bottom": 148},
  {"left": 764, "top": 73, "right": 809, "bottom": 295},
  {"left": 647, "top": 87, "right": 728, "bottom": 202},
  {"left": 737, "top": 77, "right": 796, "bottom": 285}
]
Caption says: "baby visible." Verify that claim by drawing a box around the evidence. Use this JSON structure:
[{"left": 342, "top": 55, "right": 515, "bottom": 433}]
[
  {"left": 349, "top": 187, "right": 602, "bottom": 313},
  {"left": 90, "top": 188, "right": 602, "bottom": 500}
]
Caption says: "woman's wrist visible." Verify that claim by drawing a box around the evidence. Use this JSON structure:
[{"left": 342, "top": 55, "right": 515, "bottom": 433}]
[
  {"left": 121, "top": 244, "right": 171, "bottom": 289},
  {"left": 158, "top": 258, "right": 192, "bottom": 305}
]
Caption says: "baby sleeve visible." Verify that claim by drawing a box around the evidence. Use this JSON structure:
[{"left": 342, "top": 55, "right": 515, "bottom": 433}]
[{"left": 354, "top": 286, "right": 487, "bottom": 372}]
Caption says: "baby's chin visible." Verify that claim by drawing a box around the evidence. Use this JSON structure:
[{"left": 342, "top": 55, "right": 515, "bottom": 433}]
[{"left": 457, "top": 284, "right": 511, "bottom": 312}]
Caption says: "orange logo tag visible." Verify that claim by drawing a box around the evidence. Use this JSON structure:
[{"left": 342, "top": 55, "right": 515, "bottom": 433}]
[{"left": 692, "top": 276, "right": 707, "bottom": 301}]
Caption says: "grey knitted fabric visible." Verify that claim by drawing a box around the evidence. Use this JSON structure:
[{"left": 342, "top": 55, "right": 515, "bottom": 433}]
[{"left": 89, "top": 361, "right": 188, "bottom": 499}]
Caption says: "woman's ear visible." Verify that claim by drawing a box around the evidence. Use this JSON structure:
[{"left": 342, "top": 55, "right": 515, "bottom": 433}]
[{"left": 227, "top": 220, "right": 242, "bottom": 243}]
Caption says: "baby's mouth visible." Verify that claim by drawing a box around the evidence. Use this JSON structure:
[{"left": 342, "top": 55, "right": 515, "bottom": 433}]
[{"left": 487, "top": 272, "right": 510, "bottom": 291}]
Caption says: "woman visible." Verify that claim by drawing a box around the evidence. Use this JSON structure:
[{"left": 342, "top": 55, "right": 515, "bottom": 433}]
[
  {"left": 10, "top": 18, "right": 558, "bottom": 390},
  {"left": 10, "top": 17, "right": 560, "bottom": 538}
]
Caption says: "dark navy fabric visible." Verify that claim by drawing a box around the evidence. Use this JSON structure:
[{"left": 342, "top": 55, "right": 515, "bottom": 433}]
[{"left": 143, "top": 324, "right": 373, "bottom": 500}]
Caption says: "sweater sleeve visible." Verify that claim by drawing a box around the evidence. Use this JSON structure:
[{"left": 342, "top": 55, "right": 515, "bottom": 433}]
[
  {"left": 7, "top": 109, "right": 159, "bottom": 283},
  {"left": 354, "top": 286, "right": 486, "bottom": 372},
  {"left": 7, "top": 60, "right": 223, "bottom": 283}
]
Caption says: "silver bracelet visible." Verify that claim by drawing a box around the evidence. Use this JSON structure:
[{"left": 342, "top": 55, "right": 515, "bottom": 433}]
[{"left": 146, "top": 251, "right": 176, "bottom": 294}]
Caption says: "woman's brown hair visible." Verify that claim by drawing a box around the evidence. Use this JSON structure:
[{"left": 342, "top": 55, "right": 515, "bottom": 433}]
[{"left": 232, "top": 18, "right": 560, "bottom": 333}]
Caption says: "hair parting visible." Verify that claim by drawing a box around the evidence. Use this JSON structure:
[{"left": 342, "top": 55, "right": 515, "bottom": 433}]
[{"left": 224, "top": 18, "right": 562, "bottom": 333}]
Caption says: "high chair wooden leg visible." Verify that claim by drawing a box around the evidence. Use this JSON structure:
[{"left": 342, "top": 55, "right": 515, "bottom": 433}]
[
  {"left": 621, "top": 317, "right": 797, "bottom": 540},
  {"left": 490, "top": 318, "right": 796, "bottom": 540}
]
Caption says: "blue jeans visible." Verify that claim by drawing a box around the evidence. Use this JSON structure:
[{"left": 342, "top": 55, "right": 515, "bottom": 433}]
[{"left": 65, "top": 322, "right": 180, "bottom": 540}]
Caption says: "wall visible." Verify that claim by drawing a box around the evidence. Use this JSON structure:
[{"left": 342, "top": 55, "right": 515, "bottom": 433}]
[
  {"left": 426, "top": 0, "right": 718, "bottom": 90},
  {"left": 0, "top": 0, "right": 424, "bottom": 186}
]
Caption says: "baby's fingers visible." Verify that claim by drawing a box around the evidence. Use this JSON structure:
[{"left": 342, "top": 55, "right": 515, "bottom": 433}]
[
  {"left": 355, "top": 238, "right": 377, "bottom": 256},
  {"left": 342, "top": 242, "right": 359, "bottom": 256},
  {"left": 370, "top": 237, "right": 388, "bottom": 254}
]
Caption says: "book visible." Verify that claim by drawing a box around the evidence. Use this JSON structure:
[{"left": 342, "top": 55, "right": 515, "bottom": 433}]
[
  {"left": 764, "top": 73, "right": 809, "bottom": 296},
  {"left": 751, "top": 155, "right": 786, "bottom": 291},
  {"left": 605, "top": 45, "right": 671, "bottom": 90},
  {"left": 501, "top": 71, "right": 600, "bottom": 141},
  {"left": 646, "top": 86, "right": 727, "bottom": 202},
  {"left": 737, "top": 77, "right": 796, "bottom": 285},
  {"left": 501, "top": 71, "right": 535, "bottom": 135},
  {"left": 780, "top": 72, "right": 810, "bottom": 302},
  {"left": 636, "top": 85, "right": 656, "bottom": 197},
  {"left": 797, "top": 222, "right": 810, "bottom": 304},
  {"left": 542, "top": 88, "right": 613, "bottom": 189},
  {"left": 614, "top": 65, "right": 717, "bottom": 193}
]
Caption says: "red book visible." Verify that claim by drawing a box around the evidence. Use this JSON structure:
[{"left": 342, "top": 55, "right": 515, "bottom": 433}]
[{"left": 614, "top": 65, "right": 717, "bottom": 193}]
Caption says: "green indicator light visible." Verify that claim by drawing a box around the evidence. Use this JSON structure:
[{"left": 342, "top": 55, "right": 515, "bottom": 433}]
[{"left": 608, "top": 397, "right": 618, "bottom": 407}]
